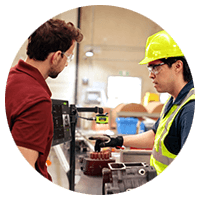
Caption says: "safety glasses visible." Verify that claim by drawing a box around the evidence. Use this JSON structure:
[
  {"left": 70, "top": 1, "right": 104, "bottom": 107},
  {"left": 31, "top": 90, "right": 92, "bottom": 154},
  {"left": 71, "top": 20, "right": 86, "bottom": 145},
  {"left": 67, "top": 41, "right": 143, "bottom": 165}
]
[
  {"left": 62, "top": 52, "right": 74, "bottom": 63},
  {"left": 147, "top": 62, "right": 165, "bottom": 75}
]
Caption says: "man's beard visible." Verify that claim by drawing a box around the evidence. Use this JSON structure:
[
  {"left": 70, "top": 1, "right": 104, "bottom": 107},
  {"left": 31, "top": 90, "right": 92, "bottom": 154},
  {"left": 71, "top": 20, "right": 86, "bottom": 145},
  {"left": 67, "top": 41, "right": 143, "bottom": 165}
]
[
  {"left": 48, "top": 68, "right": 59, "bottom": 79},
  {"left": 49, "top": 73, "right": 58, "bottom": 78}
]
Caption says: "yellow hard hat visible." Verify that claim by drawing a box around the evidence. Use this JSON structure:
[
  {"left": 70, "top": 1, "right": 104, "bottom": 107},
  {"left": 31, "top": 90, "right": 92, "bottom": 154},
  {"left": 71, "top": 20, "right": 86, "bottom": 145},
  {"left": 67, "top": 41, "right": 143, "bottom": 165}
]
[{"left": 139, "top": 30, "right": 184, "bottom": 65}]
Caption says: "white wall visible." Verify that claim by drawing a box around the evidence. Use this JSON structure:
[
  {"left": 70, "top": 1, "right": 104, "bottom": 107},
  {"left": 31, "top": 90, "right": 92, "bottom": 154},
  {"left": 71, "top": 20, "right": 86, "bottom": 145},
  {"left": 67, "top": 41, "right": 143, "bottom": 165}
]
[{"left": 78, "top": 6, "right": 162, "bottom": 106}]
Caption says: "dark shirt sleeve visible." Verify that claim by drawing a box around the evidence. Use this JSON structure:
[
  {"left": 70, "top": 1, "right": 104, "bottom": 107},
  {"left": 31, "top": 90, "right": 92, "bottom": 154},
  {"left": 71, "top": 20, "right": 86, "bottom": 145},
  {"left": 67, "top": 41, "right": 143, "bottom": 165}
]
[
  {"left": 11, "top": 99, "right": 52, "bottom": 154},
  {"left": 152, "top": 117, "right": 160, "bottom": 134},
  {"left": 178, "top": 101, "right": 195, "bottom": 148}
]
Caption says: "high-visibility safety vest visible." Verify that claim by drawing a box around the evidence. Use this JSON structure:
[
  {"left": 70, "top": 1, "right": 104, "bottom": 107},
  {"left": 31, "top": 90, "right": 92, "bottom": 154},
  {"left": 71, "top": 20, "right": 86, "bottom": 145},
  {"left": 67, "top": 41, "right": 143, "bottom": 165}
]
[{"left": 150, "top": 88, "right": 195, "bottom": 175}]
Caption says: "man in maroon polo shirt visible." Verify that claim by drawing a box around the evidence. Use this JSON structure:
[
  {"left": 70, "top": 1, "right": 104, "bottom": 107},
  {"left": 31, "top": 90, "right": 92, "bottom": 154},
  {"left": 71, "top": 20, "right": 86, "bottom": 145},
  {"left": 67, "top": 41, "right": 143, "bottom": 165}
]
[{"left": 5, "top": 19, "right": 83, "bottom": 180}]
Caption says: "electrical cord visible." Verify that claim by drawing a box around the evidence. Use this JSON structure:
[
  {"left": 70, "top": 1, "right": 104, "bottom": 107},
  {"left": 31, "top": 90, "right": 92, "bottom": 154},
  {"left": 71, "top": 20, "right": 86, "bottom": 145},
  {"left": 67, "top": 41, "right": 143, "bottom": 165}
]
[{"left": 78, "top": 115, "right": 95, "bottom": 121}]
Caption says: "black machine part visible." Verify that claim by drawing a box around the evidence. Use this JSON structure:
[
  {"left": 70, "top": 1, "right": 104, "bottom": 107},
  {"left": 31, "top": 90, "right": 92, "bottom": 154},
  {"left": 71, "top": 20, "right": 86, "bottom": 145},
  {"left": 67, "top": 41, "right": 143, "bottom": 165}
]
[
  {"left": 102, "top": 162, "right": 157, "bottom": 195},
  {"left": 51, "top": 99, "right": 105, "bottom": 191},
  {"left": 51, "top": 99, "right": 71, "bottom": 146},
  {"left": 51, "top": 99, "right": 104, "bottom": 147}
]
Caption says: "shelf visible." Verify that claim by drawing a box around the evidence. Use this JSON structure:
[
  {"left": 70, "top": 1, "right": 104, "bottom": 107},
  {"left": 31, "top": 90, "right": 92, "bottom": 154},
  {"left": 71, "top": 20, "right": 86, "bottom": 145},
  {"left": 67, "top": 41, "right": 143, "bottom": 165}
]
[{"left": 117, "top": 111, "right": 160, "bottom": 118}]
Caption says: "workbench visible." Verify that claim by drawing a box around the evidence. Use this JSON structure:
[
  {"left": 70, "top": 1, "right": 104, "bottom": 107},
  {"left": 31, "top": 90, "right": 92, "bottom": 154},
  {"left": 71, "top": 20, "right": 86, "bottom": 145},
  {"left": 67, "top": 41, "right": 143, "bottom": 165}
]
[{"left": 75, "top": 131, "right": 151, "bottom": 195}]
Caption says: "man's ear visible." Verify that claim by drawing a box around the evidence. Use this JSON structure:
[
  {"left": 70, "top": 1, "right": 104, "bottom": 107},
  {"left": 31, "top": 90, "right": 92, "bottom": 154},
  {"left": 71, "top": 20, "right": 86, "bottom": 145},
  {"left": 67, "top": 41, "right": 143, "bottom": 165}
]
[
  {"left": 174, "top": 60, "right": 183, "bottom": 73},
  {"left": 51, "top": 51, "right": 62, "bottom": 65}
]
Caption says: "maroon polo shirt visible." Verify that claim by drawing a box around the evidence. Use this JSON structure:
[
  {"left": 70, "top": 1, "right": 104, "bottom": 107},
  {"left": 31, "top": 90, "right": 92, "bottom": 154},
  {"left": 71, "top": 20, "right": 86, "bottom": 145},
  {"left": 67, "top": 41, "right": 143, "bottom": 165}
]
[{"left": 5, "top": 59, "right": 53, "bottom": 181}]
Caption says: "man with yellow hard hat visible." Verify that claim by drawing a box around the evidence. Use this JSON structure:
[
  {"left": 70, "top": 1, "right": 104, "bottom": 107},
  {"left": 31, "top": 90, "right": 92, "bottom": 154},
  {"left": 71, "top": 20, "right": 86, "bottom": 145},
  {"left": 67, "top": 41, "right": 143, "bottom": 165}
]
[{"left": 90, "top": 30, "right": 195, "bottom": 175}]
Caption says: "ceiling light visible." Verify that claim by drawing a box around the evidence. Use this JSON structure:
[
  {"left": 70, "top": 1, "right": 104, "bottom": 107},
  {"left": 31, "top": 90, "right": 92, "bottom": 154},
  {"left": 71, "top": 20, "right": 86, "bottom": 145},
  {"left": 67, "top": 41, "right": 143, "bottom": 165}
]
[{"left": 85, "top": 50, "right": 94, "bottom": 57}]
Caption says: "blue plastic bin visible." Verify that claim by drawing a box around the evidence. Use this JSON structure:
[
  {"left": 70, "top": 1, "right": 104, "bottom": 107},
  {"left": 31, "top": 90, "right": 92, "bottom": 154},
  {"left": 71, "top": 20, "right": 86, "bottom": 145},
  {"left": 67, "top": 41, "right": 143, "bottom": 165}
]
[
  {"left": 139, "top": 121, "right": 145, "bottom": 134},
  {"left": 116, "top": 117, "right": 145, "bottom": 134}
]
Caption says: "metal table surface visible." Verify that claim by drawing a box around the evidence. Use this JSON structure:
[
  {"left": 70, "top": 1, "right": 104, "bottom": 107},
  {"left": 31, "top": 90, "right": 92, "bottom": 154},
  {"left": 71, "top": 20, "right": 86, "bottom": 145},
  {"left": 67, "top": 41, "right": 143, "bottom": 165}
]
[{"left": 75, "top": 172, "right": 102, "bottom": 195}]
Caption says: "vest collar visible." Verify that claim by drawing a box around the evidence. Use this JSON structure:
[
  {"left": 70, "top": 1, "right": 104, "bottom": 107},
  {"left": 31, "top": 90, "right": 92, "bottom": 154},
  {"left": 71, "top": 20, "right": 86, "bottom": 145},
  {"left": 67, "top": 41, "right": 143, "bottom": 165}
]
[
  {"left": 163, "top": 80, "right": 194, "bottom": 116},
  {"left": 174, "top": 80, "right": 194, "bottom": 105}
]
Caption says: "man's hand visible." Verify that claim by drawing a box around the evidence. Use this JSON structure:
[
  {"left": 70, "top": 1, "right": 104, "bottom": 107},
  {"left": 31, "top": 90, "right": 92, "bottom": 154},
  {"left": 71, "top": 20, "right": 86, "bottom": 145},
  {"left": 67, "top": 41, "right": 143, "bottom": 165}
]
[{"left": 89, "top": 134, "right": 123, "bottom": 152}]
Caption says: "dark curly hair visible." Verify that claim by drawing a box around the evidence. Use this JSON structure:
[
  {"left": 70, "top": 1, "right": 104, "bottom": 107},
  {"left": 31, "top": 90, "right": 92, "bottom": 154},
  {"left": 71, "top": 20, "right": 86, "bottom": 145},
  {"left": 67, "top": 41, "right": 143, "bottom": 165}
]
[{"left": 27, "top": 19, "right": 83, "bottom": 61}]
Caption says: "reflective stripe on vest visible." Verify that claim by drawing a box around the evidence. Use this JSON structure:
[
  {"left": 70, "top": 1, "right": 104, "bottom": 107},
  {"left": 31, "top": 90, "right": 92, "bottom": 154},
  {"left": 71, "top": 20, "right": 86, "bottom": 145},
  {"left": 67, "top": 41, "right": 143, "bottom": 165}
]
[{"left": 150, "top": 88, "right": 195, "bottom": 174}]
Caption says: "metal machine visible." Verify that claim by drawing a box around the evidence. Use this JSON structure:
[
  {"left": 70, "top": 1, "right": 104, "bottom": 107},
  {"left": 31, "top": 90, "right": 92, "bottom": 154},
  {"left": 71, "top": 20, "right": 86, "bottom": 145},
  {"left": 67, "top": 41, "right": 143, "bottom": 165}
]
[
  {"left": 80, "top": 150, "right": 115, "bottom": 176},
  {"left": 51, "top": 99, "right": 71, "bottom": 146},
  {"left": 51, "top": 99, "right": 156, "bottom": 194},
  {"left": 51, "top": 99, "right": 107, "bottom": 191},
  {"left": 102, "top": 162, "right": 157, "bottom": 194}
]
